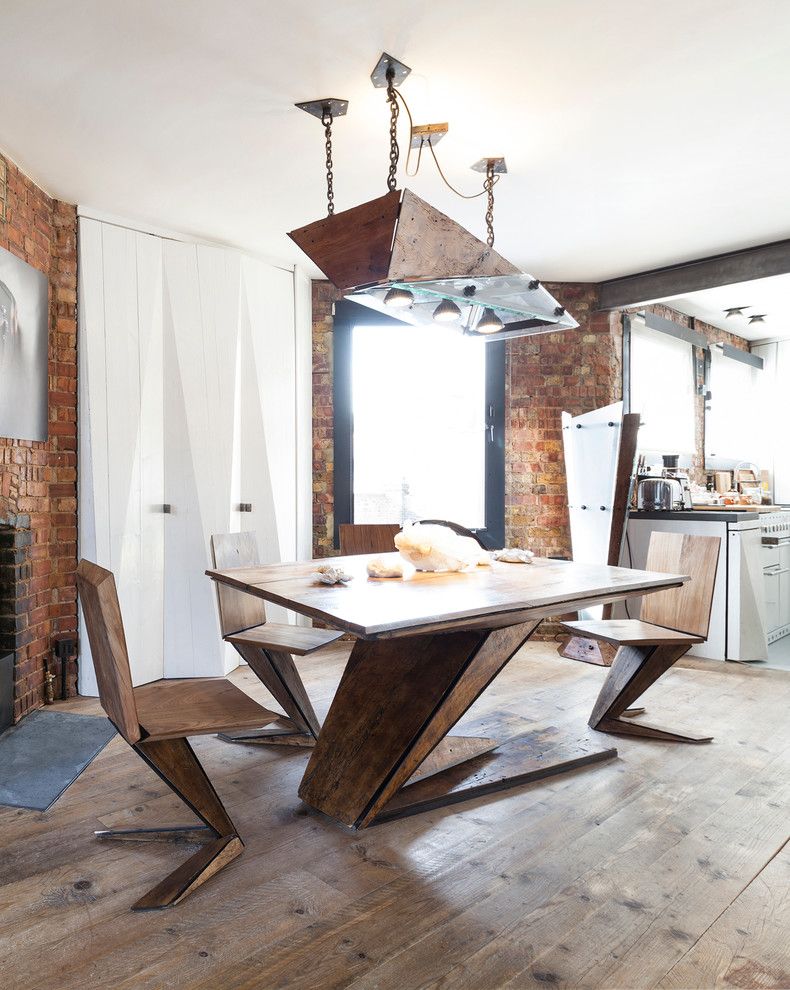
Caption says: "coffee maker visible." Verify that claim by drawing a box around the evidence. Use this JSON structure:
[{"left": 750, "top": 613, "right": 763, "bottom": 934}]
[{"left": 661, "top": 454, "right": 693, "bottom": 509}]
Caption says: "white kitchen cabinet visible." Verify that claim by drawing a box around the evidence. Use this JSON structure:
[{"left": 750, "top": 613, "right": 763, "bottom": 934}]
[
  {"left": 78, "top": 218, "right": 309, "bottom": 692},
  {"left": 762, "top": 542, "right": 790, "bottom": 643}
]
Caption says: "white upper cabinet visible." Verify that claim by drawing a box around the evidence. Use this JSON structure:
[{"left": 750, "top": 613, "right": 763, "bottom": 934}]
[{"left": 78, "top": 218, "right": 309, "bottom": 692}]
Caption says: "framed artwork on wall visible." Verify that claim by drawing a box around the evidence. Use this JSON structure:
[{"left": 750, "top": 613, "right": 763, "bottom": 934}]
[{"left": 0, "top": 245, "right": 48, "bottom": 442}]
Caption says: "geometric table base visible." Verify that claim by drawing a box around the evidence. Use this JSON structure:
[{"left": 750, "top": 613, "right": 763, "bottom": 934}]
[{"left": 298, "top": 619, "right": 619, "bottom": 830}]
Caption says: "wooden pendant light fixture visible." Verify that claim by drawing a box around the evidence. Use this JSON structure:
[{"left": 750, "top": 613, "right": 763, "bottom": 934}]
[{"left": 290, "top": 53, "right": 579, "bottom": 341}]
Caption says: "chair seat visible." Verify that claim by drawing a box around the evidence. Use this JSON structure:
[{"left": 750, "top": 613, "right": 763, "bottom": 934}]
[
  {"left": 560, "top": 619, "right": 703, "bottom": 647},
  {"left": 227, "top": 622, "right": 343, "bottom": 655},
  {"left": 134, "top": 678, "right": 277, "bottom": 741}
]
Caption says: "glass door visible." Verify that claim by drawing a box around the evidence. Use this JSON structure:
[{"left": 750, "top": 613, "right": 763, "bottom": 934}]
[{"left": 333, "top": 301, "right": 504, "bottom": 547}]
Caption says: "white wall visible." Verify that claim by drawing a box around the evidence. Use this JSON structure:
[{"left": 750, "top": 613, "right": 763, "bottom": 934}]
[{"left": 78, "top": 217, "right": 311, "bottom": 693}]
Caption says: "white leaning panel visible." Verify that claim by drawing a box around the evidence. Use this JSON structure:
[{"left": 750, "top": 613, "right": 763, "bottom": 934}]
[{"left": 562, "top": 401, "right": 623, "bottom": 620}]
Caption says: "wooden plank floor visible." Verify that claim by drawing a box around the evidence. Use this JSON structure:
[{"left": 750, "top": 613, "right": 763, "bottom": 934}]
[{"left": 1, "top": 643, "right": 788, "bottom": 990}]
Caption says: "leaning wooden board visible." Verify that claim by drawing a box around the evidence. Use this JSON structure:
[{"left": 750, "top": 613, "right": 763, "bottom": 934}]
[{"left": 207, "top": 556, "right": 686, "bottom": 830}]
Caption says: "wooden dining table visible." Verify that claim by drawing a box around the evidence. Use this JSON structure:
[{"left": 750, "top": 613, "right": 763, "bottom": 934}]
[{"left": 206, "top": 553, "right": 686, "bottom": 830}]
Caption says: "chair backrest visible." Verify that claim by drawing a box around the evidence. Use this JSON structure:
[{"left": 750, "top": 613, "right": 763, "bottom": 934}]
[
  {"left": 640, "top": 532, "right": 721, "bottom": 639},
  {"left": 416, "top": 519, "right": 489, "bottom": 550},
  {"left": 339, "top": 523, "right": 401, "bottom": 555},
  {"left": 76, "top": 560, "right": 140, "bottom": 744},
  {"left": 210, "top": 532, "right": 267, "bottom": 637}
]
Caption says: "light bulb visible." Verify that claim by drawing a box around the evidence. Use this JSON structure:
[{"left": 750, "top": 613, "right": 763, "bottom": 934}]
[
  {"left": 383, "top": 287, "right": 414, "bottom": 309},
  {"left": 476, "top": 308, "right": 503, "bottom": 334},
  {"left": 432, "top": 298, "right": 462, "bottom": 323}
]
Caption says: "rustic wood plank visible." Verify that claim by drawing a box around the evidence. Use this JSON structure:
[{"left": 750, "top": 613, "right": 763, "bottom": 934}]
[
  {"left": 339, "top": 523, "right": 401, "bottom": 555},
  {"left": 298, "top": 630, "right": 487, "bottom": 827},
  {"left": 2, "top": 649, "right": 789, "bottom": 989},
  {"left": 406, "top": 736, "right": 502, "bottom": 783},
  {"left": 589, "top": 642, "right": 713, "bottom": 742},
  {"left": 211, "top": 532, "right": 267, "bottom": 636},
  {"left": 232, "top": 645, "right": 320, "bottom": 737},
  {"left": 640, "top": 532, "right": 721, "bottom": 638},
  {"left": 562, "top": 619, "right": 703, "bottom": 647},
  {"left": 658, "top": 839, "right": 790, "bottom": 990},
  {"left": 375, "top": 731, "right": 618, "bottom": 825},
  {"left": 557, "top": 635, "right": 617, "bottom": 666},
  {"left": 227, "top": 622, "right": 342, "bottom": 655},
  {"left": 288, "top": 190, "right": 402, "bottom": 291},
  {"left": 389, "top": 189, "right": 520, "bottom": 282},
  {"left": 133, "top": 678, "right": 281, "bottom": 741},
  {"left": 76, "top": 559, "right": 141, "bottom": 743},
  {"left": 131, "top": 835, "right": 244, "bottom": 911},
  {"left": 206, "top": 556, "right": 687, "bottom": 640},
  {"left": 356, "top": 621, "right": 541, "bottom": 826}
]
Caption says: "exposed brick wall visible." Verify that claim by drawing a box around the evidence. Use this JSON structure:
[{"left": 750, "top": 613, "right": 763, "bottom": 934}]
[
  {"left": 311, "top": 281, "right": 750, "bottom": 574},
  {"left": 0, "top": 152, "right": 78, "bottom": 720},
  {"left": 504, "top": 284, "right": 622, "bottom": 557}
]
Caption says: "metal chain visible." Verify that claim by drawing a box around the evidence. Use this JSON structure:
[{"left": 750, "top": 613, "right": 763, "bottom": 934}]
[
  {"left": 386, "top": 69, "right": 400, "bottom": 191},
  {"left": 484, "top": 161, "right": 495, "bottom": 247},
  {"left": 322, "top": 107, "right": 335, "bottom": 216}
]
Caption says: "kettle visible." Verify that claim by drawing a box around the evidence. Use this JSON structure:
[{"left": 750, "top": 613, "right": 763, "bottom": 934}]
[{"left": 637, "top": 476, "right": 684, "bottom": 511}]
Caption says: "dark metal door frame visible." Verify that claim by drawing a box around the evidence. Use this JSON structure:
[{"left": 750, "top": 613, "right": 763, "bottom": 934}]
[{"left": 332, "top": 299, "right": 505, "bottom": 549}]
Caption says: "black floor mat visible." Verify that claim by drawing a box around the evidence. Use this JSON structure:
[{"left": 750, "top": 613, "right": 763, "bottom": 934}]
[{"left": 0, "top": 709, "right": 116, "bottom": 811}]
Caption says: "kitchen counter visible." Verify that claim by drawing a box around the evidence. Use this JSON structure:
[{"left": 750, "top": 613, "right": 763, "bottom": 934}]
[
  {"left": 631, "top": 509, "right": 760, "bottom": 523},
  {"left": 691, "top": 504, "right": 787, "bottom": 513}
]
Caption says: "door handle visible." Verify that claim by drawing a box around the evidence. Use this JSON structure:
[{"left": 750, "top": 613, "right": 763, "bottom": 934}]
[{"left": 161, "top": 504, "right": 172, "bottom": 514}]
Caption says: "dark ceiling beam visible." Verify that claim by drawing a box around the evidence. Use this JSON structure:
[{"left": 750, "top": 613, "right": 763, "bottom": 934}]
[{"left": 597, "top": 238, "right": 790, "bottom": 310}]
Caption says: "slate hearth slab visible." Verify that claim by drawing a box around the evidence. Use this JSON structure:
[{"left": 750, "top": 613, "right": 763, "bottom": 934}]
[{"left": 0, "top": 709, "right": 116, "bottom": 811}]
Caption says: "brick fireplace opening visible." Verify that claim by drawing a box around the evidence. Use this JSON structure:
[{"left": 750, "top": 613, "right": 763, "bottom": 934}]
[
  {"left": 0, "top": 517, "right": 32, "bottom": 730},
  {"left": 0, "top": 514, "right": 79, "bottom": 727}
]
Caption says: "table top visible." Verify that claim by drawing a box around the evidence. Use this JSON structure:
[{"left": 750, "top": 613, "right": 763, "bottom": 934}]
[{"left": 206, "top": 553, "right": 687, "bottom": 640}]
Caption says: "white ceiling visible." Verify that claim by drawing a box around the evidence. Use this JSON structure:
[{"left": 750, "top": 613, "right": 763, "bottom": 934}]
[
  {"left": 661, "top": 273, "right": 790, "bottom": 341},
  {"left": 2, "top": 0, "right": 790, "bottom": 281}
]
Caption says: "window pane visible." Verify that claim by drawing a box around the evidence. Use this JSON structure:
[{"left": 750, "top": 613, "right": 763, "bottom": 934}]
[
  {"left": 705, "top": 348, "right": 761, "bottom": 464},
  {"left": 630, "top": 318, "right": 696, "bottom": 454},
  {"left": 352, "top": 323, "right": 486, "bottom": 527}
]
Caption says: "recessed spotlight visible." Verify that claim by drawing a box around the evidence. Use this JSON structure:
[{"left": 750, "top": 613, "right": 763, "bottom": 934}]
[
  {"left": 748, "top": 314, "right": 767, "bottom": 324},
  {"left": 432, "top": 298, "right": 462, "bottom": 323},
  {"left": 723, "top": 307, "right": 749, "bottom": 317},
  {"left": 476, "top": 308, "right": 504, "bottom": 334},
  {"left": 383, "top": 287, "right": 414, "bottom": 309}
]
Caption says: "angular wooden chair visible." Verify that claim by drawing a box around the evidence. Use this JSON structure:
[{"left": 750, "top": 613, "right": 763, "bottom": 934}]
[
  {"left": 338, "top": 523, "right": 401, "bottom": 555},
  {"left": 560, "top": 532, "right": 721, "bottom": 743},
  {"left": 76, "top": 559, "right": 274, "bottom": 911},
  {"left": 210, "top": 532, "right": 343, "bottom": 747}
]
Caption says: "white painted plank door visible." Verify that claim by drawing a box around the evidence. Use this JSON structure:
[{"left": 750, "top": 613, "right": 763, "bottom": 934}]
[
  {"left": 162, "top": 241, "right": 241, "bottom": 677},
  {"left": 77, "top": 220, "right": 165, "bottom": 690},
  {"left": 239, "top": 259, "right": 297, "bottom": 626},
  {"left": 135, "top": 230, "right": 165, "bottom": 682}
]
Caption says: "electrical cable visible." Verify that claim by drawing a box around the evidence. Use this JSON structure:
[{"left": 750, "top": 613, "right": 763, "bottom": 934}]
[
  {"left": 393, "top": 88, "right": 499, "bottom": 199},
  {"left": 426, "top": 137, "right": 499, "bottom": 199}
]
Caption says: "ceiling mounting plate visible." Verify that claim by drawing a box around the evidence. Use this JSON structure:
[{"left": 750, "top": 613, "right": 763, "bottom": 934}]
[
  {"left": 295, "top": 98, "right": 349, "bottom": 119},
  {"left": 410, "top": 123, "right": 449, "bottom": 148},
  {"left": 471, "top": 157, "right": 507, "bottom": 175},
  {"left": 370, "top": 52, "right": 411, "bottom": 88}
]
